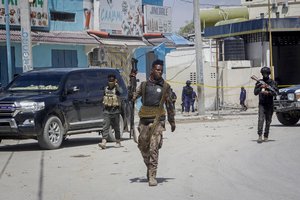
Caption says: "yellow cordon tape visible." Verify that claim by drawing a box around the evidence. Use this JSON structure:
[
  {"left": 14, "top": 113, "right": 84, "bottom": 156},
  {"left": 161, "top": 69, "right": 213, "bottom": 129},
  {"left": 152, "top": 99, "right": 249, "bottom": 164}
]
[{"left": 166, "top": 80, "right": 294, "bottom": 89}]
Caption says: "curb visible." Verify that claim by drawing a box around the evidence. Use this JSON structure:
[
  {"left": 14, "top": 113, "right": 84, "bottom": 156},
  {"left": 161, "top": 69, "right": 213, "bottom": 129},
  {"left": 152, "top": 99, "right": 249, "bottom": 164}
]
[{"left": 175, "top": 110, "right": 258, "bottom": 122}]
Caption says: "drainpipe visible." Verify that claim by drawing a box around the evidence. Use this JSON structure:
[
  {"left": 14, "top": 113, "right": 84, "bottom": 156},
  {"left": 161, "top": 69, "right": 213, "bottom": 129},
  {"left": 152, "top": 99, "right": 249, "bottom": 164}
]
[{"left": 4, "top": 0, "right": 12, "bottom": 83}]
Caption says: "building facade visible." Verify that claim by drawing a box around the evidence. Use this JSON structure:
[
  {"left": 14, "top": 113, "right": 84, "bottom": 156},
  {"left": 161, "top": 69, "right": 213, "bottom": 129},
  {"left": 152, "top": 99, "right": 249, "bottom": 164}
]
[
  {"left": 241, "top": 0, "right": 300, "bottom": 19},
  {"left": 1, "top": 0, "right": 176, "bottom": 86}
]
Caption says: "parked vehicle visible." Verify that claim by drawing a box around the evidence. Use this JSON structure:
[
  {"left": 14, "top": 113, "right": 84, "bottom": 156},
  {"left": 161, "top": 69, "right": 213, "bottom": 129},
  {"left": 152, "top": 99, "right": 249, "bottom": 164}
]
[
  {"left": 0, "top": 68, "right": 130, "bottom": 149},
  {"left": 274, "top": 84, "right": 300, "bottom": 125}
]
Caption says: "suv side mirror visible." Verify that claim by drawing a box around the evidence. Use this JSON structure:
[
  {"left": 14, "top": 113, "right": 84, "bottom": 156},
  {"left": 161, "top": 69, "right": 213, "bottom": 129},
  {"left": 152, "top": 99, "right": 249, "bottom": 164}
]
[{"left": 67, "top": 86, "right": 80, "bottom": 94}]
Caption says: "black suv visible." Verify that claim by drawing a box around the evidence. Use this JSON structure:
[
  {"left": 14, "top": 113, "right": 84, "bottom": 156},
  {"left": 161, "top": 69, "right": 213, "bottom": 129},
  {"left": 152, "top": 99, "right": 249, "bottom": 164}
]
[
  {"left": 274, "top": 84, "right": 300, "bottom": 125},
  {"left": 0, "top": 68, "right": 130, "bottom": 149}
]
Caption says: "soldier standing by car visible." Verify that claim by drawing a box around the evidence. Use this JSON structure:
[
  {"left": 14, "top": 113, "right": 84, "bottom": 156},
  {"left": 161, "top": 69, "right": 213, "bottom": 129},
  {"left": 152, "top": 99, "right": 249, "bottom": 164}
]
[
  {"left": 132, "top": 59, "right": 176, "bottom": 186},
  {"left": 254, "top": 67, "right": 278, "bottom": 143},
  {"left": 98, "top": 74, "right": 123, "bottom": 149}
]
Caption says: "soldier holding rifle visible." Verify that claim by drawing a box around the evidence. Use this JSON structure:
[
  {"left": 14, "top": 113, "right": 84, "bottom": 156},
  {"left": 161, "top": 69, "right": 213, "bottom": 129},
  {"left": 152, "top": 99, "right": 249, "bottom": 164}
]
[
  {"left": 253, "top": 67, "right": 278, "bottom": 143},
  {"left": 130, "top": 59, "right": 176, "bottom": 186}
]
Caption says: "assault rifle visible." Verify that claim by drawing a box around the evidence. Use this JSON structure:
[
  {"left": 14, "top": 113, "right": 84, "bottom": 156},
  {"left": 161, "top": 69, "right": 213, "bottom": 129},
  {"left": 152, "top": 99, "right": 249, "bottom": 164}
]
[
  {"left": 128, "top": 58, "right": 138, "bottom": 143},
  {"left": 250, "top": 75, "right": 278, "bottom": 95}
]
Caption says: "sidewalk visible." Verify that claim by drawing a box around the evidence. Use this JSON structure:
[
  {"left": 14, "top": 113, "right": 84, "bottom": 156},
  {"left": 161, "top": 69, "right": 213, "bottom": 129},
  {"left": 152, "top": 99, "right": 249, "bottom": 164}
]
[{"left": 175, "top": 107, "right": 258, "bottom": 122}]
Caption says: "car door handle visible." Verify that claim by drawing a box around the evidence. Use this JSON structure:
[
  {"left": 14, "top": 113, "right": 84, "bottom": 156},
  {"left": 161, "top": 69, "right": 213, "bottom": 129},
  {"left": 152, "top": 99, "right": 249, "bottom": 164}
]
[
  {"left": 85, "top": 99, "right": 93, "bottom": 104},
  {"left": 73, "top": 100, "right": 83, "bottom": 105}
]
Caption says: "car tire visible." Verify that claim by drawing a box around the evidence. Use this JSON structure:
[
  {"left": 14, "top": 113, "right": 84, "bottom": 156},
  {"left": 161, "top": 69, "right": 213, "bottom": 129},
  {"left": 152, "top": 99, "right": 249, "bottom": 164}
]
[
  {"left": 276, "top": 112, "right": 300, "bottom": 126},
  {"left": 108, "top": 114, "right": 124, "bottom": 142},
  {"left": 38, "top": 116, "right": 65, "bottom": 150}
]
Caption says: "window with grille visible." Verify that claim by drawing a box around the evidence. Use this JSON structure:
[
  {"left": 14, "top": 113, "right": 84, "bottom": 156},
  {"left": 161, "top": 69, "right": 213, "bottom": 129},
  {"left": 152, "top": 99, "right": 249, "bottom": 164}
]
[
  {"left": 190, "top": 72, "right": 196, "bottom": 84},
  {"left": 210, "top": 73, "right": 216, "bottom": 79},
  {"left": 50, "top": 11, "right": 75, "bottom": 22}
]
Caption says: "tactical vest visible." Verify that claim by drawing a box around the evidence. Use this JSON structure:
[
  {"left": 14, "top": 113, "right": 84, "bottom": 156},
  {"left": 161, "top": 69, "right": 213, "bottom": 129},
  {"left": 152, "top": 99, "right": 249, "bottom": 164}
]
[
  {"left": 103, "top": 86, "right": 120, "bottom": 107},
  {"left": 142, "top": 82, "right": 163, "bottom": 106},
  {"left": 138, "top": 81, "right": 167, "bottom": 119}
]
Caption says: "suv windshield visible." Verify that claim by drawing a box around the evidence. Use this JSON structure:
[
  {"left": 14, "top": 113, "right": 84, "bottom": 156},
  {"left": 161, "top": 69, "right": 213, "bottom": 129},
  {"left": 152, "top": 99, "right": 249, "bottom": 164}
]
[{"left": 7, "top": 73, "right": 65, "bottom": 91}]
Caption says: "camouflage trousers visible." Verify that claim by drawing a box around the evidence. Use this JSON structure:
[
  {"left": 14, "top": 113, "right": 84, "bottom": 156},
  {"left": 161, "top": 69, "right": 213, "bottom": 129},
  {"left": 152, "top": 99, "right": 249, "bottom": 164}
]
[{"left": 137, "top": 121, "right": 165, "bottom": 172}]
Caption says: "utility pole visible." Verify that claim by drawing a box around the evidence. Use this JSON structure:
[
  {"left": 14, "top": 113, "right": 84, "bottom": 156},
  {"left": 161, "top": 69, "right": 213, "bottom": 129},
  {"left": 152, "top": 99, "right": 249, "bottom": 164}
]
[
  {"left": 216, "top": 39, "right": 220, "bottom": 117},
  {"left": 193, "top": 0, "right": 205, "bottom": 115},
  {"left": 268, "top": 0, "right": 274, "bottom": 80},
  {"left": 4, "top": 0, "right": 12, "bottom": 82},
  {"left": 20, "top": 0, "right": 33, "bottom": 72}
]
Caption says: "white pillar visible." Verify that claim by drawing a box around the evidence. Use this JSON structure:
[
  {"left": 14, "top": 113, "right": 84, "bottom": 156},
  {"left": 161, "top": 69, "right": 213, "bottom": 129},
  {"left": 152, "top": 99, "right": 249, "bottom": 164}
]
[{"left": 20, "top": 0, "right": 33, "bottom": 72}]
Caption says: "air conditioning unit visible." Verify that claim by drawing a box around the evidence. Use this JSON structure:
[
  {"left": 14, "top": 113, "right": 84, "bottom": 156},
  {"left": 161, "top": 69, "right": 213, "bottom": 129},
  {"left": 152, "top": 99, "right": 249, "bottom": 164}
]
[
  {"left": 98, "top": 47, "right": 106, "bottom": 62},
  {"left": 92, "top": 47, "right": 107, "bottom": 65},
  {"left": 282, "top": 0, "right": 288, "bottom": 14},
  {"left": 271, "top": 2, "right": 278, "bottom": 13}
]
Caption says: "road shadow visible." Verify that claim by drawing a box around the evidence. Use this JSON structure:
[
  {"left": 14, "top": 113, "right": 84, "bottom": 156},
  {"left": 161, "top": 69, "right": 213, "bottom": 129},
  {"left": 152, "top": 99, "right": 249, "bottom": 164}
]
[
  {"left": 0, "top": 142, "right": 41, "bottom": 152},
  {"left": 129, "top": 177, "right": 175, "bottom": 184},
  {"left": 251, "top": 139, "right": 276, "bottom": 143},
  {"left": 0, "top": 137, "right": 133, "bottom": 151},
  {"left": 62, "top": 137, "right": 100, "bottom": 148},
  {"left": 271, "top": 124, "right": 300, "bottom": 127},
  {"left": 0, "top": 137, "right": 100, "bottom": 151}
]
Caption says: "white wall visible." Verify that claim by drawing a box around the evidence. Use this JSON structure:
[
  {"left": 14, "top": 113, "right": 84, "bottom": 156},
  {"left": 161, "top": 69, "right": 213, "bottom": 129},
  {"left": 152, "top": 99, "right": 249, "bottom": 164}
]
[
  {"left": 166, "top": 46, "right": 262, "bottom": 111},
  {"left": 221, "top": 61, "right": 260, "bottom": 108},
  {"left": 241, "top": 0, "right": 300, "bottom": 19}
]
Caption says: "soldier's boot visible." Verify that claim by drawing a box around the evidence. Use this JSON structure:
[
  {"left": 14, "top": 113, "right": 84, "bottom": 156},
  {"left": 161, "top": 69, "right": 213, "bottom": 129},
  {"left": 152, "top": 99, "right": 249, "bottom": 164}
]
[
  {"left": 148, "top": 169, "right": 157, "bottom": 186},
  {"left": 257, "top": 136, "right": 262, "bottom": 143},
  {"left": 264, "top": 137, "right": 268, "bottom": 142},
  {"left": 115, "top": 140, "right": 121, "bottom": 148},
  {"left": 98, "top": 139, "right": 107, "bottom": 149}
]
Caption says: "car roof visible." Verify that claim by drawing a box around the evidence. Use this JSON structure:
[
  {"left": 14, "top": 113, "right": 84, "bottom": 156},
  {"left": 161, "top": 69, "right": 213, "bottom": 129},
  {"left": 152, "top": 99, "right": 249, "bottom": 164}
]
[{"left": 24, "top": 67, "right": 120, "bottom": 74}]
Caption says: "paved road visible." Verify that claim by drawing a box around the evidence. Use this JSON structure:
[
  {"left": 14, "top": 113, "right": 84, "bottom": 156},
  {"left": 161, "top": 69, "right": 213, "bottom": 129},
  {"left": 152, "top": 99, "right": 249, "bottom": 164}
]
[{"left": 0, "top": 114, "right": 299, "bottom": 200}]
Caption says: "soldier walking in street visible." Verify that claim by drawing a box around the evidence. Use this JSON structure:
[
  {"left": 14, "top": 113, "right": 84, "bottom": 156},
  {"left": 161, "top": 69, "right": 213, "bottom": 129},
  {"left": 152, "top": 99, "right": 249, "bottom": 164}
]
[
  {"left": 254, "top": 67, "right": 278, "bottom": 143},
  {"left": 98, "top": 74, "right": 123, "bottom": 149},
  {"left": 132, "top": 59, "right": 176, "bottom": 186}
]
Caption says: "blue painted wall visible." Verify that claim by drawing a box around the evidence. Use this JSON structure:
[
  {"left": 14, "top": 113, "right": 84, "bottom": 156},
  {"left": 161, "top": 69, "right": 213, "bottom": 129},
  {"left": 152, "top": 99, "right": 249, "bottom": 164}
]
[
  {"left": 142, "top": 0, "right": 163, "bottom": 6},
  {"left": 133, "top": 46, "right": 173, "bottom": 79},
  {"left": 11, "top": 43, "right": 87, "bottom": 72},
  {"left": 49, "top": 0, "right": 85, "bottom": 31},
  {"left": 32, "top": 44, "right": 88, "bottom": 67}
]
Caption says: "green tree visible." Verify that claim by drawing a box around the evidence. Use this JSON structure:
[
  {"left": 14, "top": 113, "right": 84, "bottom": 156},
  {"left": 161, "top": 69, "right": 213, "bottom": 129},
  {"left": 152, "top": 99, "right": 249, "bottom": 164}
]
[{"left": 178, "top": 21, "right": 194, "bottom": 37}]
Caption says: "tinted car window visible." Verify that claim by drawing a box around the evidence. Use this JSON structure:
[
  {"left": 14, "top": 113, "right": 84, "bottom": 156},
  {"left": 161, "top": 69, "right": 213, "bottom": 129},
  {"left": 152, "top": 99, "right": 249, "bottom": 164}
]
[
  {"left": 85, "top": 71, "right": 109, "bottom": 93},
  {"left": 7, "top": 73, "right": 64, "bottom": 91}
]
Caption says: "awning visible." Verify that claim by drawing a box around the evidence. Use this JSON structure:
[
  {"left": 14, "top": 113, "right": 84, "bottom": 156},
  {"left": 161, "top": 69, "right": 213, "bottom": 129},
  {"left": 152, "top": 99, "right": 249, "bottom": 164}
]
[
  {"left": 143, "top": 33, "right": 194, "bottom": 47},
  {"left": 87, "top": 30, "right": 146, "bottom": 47},
  {"left": 204, "top": 18, "right": 300, "bottom": 39},
  {"left": 95, "top": 37, "right": 147, "bottom": 46},
  {"left": 0, "top": 30, "right": 99, "bottom": 45}
]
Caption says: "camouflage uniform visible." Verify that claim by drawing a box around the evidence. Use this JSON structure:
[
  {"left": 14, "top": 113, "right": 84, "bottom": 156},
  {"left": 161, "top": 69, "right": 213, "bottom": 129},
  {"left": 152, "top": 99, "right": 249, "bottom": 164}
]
[{"left": 134, "top": 78, "right": 175, "bottom": 184}]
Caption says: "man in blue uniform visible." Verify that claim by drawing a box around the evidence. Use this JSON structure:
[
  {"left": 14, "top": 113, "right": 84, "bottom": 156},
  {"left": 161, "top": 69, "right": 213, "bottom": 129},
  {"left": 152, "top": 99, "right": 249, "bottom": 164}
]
[{"left": 182, "top": 80, "right": 193, "bottom": 115}]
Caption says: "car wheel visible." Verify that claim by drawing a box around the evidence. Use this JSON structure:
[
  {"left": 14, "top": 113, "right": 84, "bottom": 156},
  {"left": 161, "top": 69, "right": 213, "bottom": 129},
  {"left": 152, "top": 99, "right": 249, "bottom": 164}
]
[
  {"left": 38, "top": 116, "right": 65, "bottom": 150},
  {"left": 276, "top": 112, "right": 300, "bottom": 126},
  {"left": 108, "top": 114, "right": 124, "bottom": 142}
]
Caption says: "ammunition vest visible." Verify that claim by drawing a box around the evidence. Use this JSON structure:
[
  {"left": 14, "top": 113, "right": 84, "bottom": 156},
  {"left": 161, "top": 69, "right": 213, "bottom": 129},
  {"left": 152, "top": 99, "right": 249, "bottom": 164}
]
[{"left": 103, "top": 86, "right": 120, "bottom": 107}]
